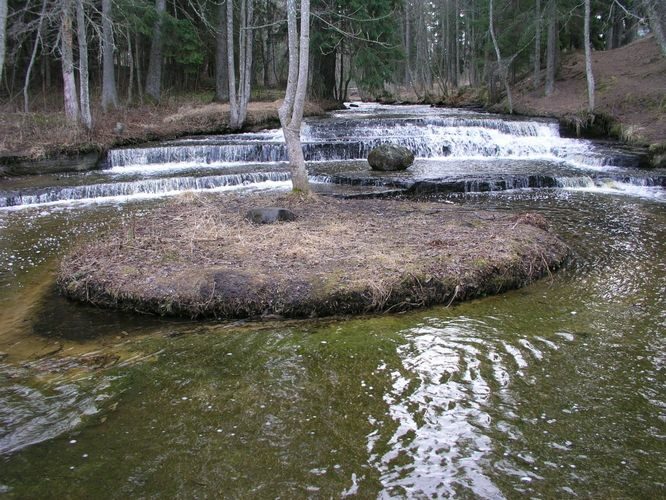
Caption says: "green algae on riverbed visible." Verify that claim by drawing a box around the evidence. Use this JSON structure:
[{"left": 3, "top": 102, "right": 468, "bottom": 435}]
[{"left": 57, "top": 193, "right": 570, "bottom": 319}]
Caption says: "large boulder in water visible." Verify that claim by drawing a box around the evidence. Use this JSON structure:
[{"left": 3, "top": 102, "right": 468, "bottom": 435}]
[{"left": 368, "top": 144, "right": 415, "bottom": 171}]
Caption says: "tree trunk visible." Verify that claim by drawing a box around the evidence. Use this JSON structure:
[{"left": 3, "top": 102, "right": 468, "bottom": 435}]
[
  {"left": 101, "top": 0, "right": 119, "bottom": 110},
  {"left": 0, "top": 0, "right": 7, "bottom": 84},
  {"left": 135, "top": 33, "right": 143, "bottom": 103},
  {"left": 227, "top": 0, "right": 238, "bottom": 126},
  {"left": 127, "top": 28, "right": 134, "bottom": 104},
  {"left": 145, "top": 0, "right": 166, "bottom": 102},
  {"left": 643, "top": 0, "right": 666, "bottom": 56},
  {"left": 489, "top": 0, "right": 513, "bottom": 113},
  {"left": 545, "top": 0, "right": 557, "bottom": 96},
  {"left": 76, "top": 0, "right": 92, "bottom": 130},
  {"left": 404, "top": 0, "right": 411, "bottom": 85},
  {"left": 214, "top": 0, "right": 228, "bottom": 102},
  {"left": 454, "top": 0, "right": 459, "bottom": 86},
  {"left": 61, "top": 0, "right": 79, "bottom": 123},
  {"left": 239, "top": 0, "right": 253, "bottom": 123},
  {"left": 228, "top": 0, "right": 254, "bottom": 129},
  {"left": 279, "top": 0, "right": 310, "bottom": 193},
  {"left": 23, "top": 0, "right": 47, "bottom": 113},
  {"left": 584, "top": 0, "right": 595, "bottom": 111},
  {"left": 534, "top": 0, "right": 541, "bottom": 89}
]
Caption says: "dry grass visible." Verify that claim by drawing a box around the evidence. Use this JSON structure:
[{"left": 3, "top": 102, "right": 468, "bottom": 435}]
[{"left": 58, "top": 193, "right": 570, "bottom": 320}]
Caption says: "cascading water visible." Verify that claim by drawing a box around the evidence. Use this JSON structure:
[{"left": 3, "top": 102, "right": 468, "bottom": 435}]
[{"left": 0, "top": 102, "right": 663, "bottom": 208}]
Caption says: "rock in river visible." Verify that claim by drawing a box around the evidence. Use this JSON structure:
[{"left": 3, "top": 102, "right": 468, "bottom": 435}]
[{"left": 367, "top": 144, "right": 415, "bottom": 171}]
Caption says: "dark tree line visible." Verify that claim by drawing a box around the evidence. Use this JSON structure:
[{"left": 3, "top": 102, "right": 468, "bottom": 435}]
[{"left": 0, "top": 0, "right": 663, "bottom": 128}]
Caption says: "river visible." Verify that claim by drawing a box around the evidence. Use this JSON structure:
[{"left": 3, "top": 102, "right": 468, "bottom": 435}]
[{"left": 0, "top": 104, "right": 664, "bottom": 498}]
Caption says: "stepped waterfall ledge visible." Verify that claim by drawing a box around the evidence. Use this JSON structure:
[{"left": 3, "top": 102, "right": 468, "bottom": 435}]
[{"left": 1, "top": 103, "right": 662, "bottom": 209}]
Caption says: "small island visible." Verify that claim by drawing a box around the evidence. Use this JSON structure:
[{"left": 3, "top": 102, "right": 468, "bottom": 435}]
[{"left": 57, "top": 193, "right": 569, "bottom": 319}]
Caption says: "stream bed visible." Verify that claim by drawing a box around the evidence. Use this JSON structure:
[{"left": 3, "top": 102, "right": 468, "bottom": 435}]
[{"left": 0, "top": 104, "right": 664, "bottom": 498}]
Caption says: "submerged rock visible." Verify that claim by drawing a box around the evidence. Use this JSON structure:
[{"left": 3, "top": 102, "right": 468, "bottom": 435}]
[
  {"left": 368, "top": 144, "right": 415, "bottom": 171},
  {"left": 245, "top": 207, "right": 297, "bottom": 224}
]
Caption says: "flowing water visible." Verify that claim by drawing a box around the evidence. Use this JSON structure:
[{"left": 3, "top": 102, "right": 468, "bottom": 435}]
[{"left": 0, "top": 104, "right": 664, "bottom": 498}]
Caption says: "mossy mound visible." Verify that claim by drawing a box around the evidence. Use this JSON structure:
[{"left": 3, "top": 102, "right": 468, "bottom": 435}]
[{"left": 57, "top": 193, "right": 570, "bottom": 319}]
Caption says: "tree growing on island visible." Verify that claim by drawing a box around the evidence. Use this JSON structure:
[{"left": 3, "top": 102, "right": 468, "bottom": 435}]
[{"left": 279, "top": 0, "right": 311, "bottom": 193}]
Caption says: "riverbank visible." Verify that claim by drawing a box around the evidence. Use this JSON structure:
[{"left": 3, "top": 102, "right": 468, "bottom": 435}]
[
  {"left": 380, "top": 36, "right": 665, "bottom": 165},
  {"left": 510, "top": 36, "right": 665, "bottom": 149},
  {"left": 0, "top": 98, "right": 334, "bottom": 176},
  {"left": 57, "top": 192, "right": 570, "bottom": 320}
]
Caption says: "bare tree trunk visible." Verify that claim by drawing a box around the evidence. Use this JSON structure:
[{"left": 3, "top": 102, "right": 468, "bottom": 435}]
[
  {"left": 76, "top": 0, "right": 92, "bottom": 129},
  {"left": 642, "top": 0, "right": 666, "bottom": 56},
  {"left": 228, "top": 0, "right": 254, "bottom": 129},
  {"left": 226, "top": 0, "right": 238, "bottom": 126},
  {"left": 0, "top": 0, "right": 7, "bottom": 84},
  {"left": 545, "top": 0, "right": 557, "bottom": 96},
  {"left": 127, "top": 28, "right": 133, "bottom": 104},
  {"left": 534, "top": 0, "right": 541, "bottom": 89},
  {"left": 489, "top": 0, "right": 513, "bottom": 113},
  {"left": 404, "top": 0, "right": 411, "bottom": 85},
  {"left": 215, "top": 0, "right": 228, "bottom": 102},
  {"left": 584, "top": 0, "right": 595, "bottom": 111},
  {"left": 145, "top": 0, "right": 166, "bottom": 102},
  {"left": 454, "top": 0, "right": 459, "bottom": 86},
  {"left": 279, "top": 0, "right": 310, "bottom": 193},
  {"left": 239, "top": 0, "right": 253, "bottom": 122},
  {"left": 23, "top": 0, "right": 47, "bottom": 113},
  {"left": 61, "top": 0, "right": 79, "bottom": 123},
  {"left": 101, "top": 0, "right": 119, "bottom": 110},
  {"left": 134, "top": 33, "right": 143, "bottom": 103}
]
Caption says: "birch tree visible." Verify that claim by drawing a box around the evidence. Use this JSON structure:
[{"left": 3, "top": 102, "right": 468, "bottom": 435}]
[
  {"left": 533, "top": 0, "right": 541, "bottom": 90},
  {"left": 145, "top": 0, "right": 166, "bottom": 102},
  {"left": 278, "top": 0, "right": 310, "bottom": 193},
  {"left": 0, "top": 0, "right": 7, "bottom": 84},
  {"left": 227, "top": 0, "right": 254, "bottom": 129},
  {"left": 545, "top": 0, "right": 557, "bottom": 96},
  {"left": 584, "top": 0, "right": 594, "bottom": 112},
  {"left": 23, "top": 0, "right": 48, "bottom": 113},
  {"left": 76, "top": 0, "right": 92, "bottom": 129},
  {"left": 214, "top": 0, "right": 228, "bottom": 102},
  {"left": 61, "top": 0, "right": 79, "bottom": 123},
  {"left": 489, "top": 0, "right": 513, "bottom": 113},
  {"left": 642, "top": 0, "right": 666, "bottom": 56},
  {"left": 101, "top": 0, "right": 119, "bottom": 111}
]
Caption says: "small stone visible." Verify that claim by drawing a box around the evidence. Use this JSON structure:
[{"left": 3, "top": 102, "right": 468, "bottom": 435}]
[{"left": 245, "top": 207, "right": 297, "bottom": 225}]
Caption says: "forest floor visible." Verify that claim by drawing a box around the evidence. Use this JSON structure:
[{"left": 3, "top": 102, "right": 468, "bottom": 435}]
[
  {"left": 509, "top": 34, "right": 666, "bottom": 145},
  {"left": 0, "top": 94, "right": 332, "bottom": 162},
  {"left": 57, "top": 192, "right": 570, "bottom": 320}
]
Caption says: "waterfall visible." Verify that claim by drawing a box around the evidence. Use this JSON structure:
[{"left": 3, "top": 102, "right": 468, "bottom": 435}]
[
  {"left": 0, "top": 172, "right": 292, "bottom": 208},
  {"left": 2, "top": 104, "right": 661, "bottom": 209}
]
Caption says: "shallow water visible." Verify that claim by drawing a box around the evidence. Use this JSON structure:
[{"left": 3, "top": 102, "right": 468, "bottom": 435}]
[{"left": 0, "top": 106, "right": 664, "bottom": 498}]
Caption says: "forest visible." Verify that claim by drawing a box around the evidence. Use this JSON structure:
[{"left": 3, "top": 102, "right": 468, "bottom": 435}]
[{"left": 0, "top": 0, "right": 664, "bottom": 132}]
